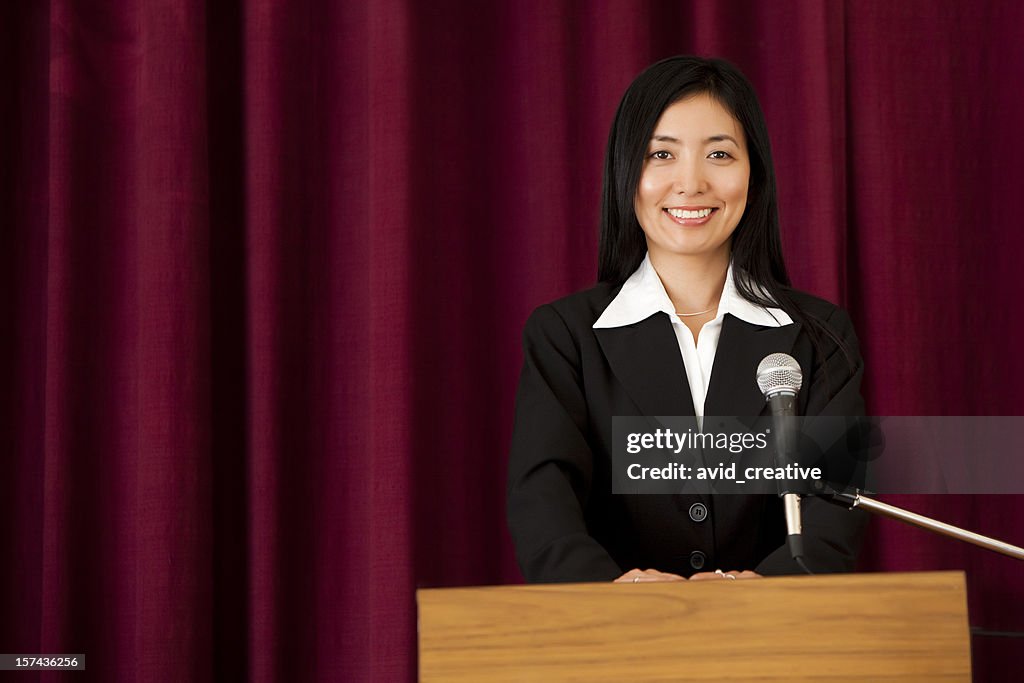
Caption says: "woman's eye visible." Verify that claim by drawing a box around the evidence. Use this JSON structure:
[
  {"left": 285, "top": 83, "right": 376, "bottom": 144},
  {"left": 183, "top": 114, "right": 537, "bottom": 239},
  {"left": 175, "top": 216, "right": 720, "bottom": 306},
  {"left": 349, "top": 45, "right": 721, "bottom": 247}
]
[
  {"left": 649, "top": 150, "right": 672, "bottom": 160},
  {"left": 708, "top": 150, "right": 732, "bottom": 160}
]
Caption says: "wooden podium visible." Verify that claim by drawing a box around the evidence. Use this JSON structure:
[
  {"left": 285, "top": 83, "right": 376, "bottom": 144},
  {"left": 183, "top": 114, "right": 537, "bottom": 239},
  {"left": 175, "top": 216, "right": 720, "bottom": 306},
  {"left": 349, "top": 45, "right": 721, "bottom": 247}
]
[{"left": 418, "top": 571, "right": 971, "bottom": 681}]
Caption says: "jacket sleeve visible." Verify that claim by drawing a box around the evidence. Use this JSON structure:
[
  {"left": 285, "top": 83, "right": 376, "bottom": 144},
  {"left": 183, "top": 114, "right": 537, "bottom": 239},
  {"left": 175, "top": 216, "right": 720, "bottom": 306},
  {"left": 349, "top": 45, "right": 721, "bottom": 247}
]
[
  {"left": 506, "top": 304, "right": 622, "bottom": 583},
  {"left": 756, "top": 306, "right": 870, "bottom": 575}
]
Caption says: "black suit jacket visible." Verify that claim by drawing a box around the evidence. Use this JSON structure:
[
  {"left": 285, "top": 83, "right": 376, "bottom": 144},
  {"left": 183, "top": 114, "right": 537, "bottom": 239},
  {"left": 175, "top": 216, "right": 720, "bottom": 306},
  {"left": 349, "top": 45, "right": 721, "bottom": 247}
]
[{"left": 507, "top": 282, "right": 868, "bottom": 583}]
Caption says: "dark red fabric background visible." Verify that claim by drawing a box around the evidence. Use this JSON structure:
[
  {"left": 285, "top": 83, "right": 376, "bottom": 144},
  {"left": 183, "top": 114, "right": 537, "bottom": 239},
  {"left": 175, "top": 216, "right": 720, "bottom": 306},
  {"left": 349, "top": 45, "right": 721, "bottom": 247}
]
[{"left": 2, "top": 1, "right": 1023, "bottom": 680}]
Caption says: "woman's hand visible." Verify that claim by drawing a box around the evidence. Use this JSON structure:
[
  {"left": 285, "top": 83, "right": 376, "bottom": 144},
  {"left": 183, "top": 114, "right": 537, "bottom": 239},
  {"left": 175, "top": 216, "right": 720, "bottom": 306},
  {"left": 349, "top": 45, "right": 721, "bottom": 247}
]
[
  {"left": 689, "top": 569, "right": 762, "bottom": 581},
  {"left": 614, "top": 568, "right": 687, "bottom": 583}
]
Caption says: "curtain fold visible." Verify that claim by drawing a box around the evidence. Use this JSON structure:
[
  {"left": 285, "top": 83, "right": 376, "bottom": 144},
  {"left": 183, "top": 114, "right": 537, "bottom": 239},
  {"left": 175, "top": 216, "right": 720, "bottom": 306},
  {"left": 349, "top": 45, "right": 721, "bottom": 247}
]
[{"left": 3, "top": 1, "right": 1023, "bottom": 680}]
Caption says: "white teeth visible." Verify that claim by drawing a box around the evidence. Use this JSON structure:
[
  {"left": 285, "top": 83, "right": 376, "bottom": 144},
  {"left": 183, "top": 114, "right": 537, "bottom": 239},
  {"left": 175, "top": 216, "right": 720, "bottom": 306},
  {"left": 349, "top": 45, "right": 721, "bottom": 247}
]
[{"left": 667, "top": 208, "right": 713, "bottom": 219}]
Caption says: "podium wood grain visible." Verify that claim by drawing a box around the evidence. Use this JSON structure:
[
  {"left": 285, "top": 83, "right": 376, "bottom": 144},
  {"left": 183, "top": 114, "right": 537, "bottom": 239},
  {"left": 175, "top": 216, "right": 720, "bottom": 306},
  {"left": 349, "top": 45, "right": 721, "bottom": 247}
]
[{"left": 418, "top": 571, "right": 971, "bottom": 681}]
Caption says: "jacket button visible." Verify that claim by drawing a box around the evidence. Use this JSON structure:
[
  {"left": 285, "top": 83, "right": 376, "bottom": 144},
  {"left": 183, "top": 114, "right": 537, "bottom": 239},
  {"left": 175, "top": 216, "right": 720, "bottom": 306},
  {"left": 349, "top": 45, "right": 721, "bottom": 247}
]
[
  {"left": 689, "top": 550, "right": 706, "bottom": 570},
  {"left": 688, "top": 502, "right": 708, "bottom": 523}
]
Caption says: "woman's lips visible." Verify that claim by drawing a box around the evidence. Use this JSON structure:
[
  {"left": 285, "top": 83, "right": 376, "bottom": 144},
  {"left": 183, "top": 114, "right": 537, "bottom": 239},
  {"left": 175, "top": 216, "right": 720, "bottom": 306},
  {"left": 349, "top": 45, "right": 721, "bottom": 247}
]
[{"left": 664, "top": 207, "right": 716, "bottom": 226}]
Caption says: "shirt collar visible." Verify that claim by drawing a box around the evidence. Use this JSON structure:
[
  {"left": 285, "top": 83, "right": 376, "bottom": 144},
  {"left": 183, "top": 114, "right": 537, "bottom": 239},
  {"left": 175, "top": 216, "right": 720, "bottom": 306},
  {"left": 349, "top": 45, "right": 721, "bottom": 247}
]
[{"left": 593, "top": 253, "right": 793, "bottom": 328}]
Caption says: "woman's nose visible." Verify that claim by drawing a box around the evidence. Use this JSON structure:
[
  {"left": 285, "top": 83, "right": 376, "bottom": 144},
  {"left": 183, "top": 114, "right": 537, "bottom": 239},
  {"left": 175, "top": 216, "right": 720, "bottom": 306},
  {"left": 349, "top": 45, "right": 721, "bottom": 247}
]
[{"left": 672, "top": 159, "right": 706, "bottom": 195}]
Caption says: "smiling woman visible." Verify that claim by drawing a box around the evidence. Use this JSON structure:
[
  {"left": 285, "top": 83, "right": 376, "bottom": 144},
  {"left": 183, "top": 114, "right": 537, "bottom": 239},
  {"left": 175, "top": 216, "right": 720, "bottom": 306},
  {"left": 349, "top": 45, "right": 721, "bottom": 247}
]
[
  {"left": 636, "top": 94, "right": 750, "bottom": 269},
  {"left": 636, "top": 94, "right": 751, "bottom": 336},
  {"left": 507, "top": 56, "right": 868, "bottom": 584}
]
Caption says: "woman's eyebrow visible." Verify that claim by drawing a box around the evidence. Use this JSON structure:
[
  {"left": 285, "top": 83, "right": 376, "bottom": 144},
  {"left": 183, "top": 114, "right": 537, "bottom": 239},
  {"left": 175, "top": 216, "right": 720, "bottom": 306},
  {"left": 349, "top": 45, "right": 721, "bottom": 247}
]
[
  {"left": 650, "top": 134, "right": 740, "bottom": 144},
  {"left": 708, "top": 134, "right": 741, "bottom": 145},
  {"left": 706, "top": 134, "right": 739, "bottom": 144}
]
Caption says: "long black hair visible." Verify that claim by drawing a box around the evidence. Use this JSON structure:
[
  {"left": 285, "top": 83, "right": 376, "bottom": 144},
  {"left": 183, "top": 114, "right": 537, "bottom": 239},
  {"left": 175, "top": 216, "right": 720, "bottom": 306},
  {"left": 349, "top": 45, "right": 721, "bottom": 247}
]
[{"left": 598, "top": 55, "right": 851, "bottom": 365}]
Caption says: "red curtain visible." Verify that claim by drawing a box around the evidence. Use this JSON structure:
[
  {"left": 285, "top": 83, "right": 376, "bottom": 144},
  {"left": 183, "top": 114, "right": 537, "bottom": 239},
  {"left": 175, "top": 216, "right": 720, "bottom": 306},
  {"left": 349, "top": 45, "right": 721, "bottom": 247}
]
[{"left": 2, "top": 1, "right": 1023, "bottom": 680}]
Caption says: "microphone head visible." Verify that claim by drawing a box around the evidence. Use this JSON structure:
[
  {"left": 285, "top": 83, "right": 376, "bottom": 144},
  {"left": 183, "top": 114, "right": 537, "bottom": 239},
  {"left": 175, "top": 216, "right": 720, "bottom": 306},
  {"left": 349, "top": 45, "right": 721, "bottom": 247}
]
[{"left": 756, "top": 353, "right": 803, "bottom": 398}]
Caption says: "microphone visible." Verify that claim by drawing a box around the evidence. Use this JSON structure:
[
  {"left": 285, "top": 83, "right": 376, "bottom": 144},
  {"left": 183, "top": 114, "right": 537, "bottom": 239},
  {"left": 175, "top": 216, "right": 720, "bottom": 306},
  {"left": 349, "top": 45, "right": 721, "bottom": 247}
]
[{"left": 756, "top": 353, "right": 810, "bottom": 573}]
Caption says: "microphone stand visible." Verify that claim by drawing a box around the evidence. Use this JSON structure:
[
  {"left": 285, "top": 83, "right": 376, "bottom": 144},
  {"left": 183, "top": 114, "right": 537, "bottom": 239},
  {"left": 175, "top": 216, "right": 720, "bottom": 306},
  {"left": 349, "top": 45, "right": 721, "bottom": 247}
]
[{"left": 828, "top": 490, "right": 1024, "bottom": 561}]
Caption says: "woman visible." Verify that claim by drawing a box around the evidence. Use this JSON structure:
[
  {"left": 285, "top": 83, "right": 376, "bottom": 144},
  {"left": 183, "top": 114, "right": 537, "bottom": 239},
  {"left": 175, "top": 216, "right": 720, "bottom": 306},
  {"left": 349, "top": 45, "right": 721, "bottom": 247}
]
[{"left": 507, "top": 56, "right": 867, "bottom": 584}]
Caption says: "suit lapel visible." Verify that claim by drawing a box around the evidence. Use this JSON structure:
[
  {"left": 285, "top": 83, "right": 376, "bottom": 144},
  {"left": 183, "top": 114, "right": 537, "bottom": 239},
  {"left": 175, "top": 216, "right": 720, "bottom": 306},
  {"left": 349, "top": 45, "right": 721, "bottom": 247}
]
[
  {"left": 704, "top": 313, "right": 802, "bottom": 417},
  {"left": 594, "top": 313, "right": 695, "bottom": 417},
  {"left": 594, "top": 312, "right": 802, "bottom": 418}
]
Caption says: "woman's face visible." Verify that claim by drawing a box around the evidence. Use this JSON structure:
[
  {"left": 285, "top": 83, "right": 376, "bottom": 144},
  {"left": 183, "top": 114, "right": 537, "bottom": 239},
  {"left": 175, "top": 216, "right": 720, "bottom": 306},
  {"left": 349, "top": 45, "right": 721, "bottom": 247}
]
[{"left": 634, "top": 94, "right": 750, "bottom": 265}]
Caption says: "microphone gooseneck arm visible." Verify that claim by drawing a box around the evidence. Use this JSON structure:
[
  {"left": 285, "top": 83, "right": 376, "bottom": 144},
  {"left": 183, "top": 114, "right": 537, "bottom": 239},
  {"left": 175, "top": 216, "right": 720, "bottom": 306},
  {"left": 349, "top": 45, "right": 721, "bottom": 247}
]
[{"left": 828, "top": 490, "right": 1024, "bottom": 561}]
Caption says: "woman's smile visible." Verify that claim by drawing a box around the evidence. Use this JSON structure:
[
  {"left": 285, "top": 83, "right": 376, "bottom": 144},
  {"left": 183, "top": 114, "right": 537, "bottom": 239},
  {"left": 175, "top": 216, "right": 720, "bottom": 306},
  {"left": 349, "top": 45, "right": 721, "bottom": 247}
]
[{"left": 663, "top": 206, "right": 717, "bottom": 225}]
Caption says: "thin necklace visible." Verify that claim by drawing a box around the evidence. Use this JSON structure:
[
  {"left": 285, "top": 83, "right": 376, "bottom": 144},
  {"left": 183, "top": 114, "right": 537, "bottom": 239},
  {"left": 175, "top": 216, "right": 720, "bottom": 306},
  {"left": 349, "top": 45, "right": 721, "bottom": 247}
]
[{"left": 675, "top": 305, "right": 717, "bottom": 317}]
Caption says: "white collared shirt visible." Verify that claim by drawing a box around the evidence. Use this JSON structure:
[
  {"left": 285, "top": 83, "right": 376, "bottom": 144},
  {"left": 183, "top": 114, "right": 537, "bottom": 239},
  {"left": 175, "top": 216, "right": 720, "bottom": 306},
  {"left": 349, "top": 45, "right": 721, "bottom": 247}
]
[{"left": 593, "top": 254, "right": 793, "bottom": 419}]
